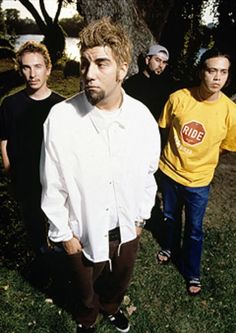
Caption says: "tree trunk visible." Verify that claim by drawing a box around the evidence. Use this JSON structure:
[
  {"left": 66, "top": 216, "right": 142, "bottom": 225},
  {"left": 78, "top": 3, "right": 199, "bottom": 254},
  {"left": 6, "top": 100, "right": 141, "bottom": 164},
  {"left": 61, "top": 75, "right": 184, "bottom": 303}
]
[
  {"left": 19, "top": 0, "right": 66, "bottom": 64},
  {"left": 77, "top": 0, "right": 155, "bottom": 74},
  {"left": 42, "top": 23, "right": 66, "bottom": 64}
]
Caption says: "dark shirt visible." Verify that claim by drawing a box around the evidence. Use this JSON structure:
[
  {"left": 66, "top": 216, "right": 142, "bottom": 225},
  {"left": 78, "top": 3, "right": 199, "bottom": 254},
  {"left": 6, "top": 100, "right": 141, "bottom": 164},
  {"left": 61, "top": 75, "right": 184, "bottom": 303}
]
[
  {"left": 0, "top": 89, "right": 64, "bottom": 199},
  {"left": 123, "top": 71, "right": 176, "bottom": 120}
]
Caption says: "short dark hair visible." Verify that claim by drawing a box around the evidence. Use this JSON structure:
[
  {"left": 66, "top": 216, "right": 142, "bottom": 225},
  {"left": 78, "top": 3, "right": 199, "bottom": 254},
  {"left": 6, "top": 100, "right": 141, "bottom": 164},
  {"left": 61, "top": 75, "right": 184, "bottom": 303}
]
[
  {"left": 199, "top": 47, "right": 231, "bottom": 70},
  {"left": 198, "top": 47, "right": 232, "bottom": 87}
]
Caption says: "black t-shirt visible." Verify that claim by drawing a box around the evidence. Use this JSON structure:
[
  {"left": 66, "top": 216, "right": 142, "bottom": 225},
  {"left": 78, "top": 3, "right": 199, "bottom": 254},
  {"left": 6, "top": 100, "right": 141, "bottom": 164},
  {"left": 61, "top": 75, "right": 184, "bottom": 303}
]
[
  {"left": 0, "top": 89, "right": 64, "bottom": 199},
  {"left": 123, "top": 71, "right": 177, "bottom": 120}
]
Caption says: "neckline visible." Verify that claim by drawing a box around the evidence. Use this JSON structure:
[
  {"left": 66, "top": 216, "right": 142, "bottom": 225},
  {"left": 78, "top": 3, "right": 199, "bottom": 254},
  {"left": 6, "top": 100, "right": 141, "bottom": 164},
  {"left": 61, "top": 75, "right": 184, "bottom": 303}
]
[{"left": 196, "top": 87, "right": 221, "bottom": 103}]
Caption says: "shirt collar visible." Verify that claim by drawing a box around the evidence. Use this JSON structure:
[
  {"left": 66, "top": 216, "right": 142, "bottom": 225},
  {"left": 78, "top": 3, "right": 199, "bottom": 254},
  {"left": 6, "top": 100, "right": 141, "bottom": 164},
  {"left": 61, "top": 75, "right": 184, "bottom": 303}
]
[{"left": 88, "top": 90, "right": 127, "bottom": 133}]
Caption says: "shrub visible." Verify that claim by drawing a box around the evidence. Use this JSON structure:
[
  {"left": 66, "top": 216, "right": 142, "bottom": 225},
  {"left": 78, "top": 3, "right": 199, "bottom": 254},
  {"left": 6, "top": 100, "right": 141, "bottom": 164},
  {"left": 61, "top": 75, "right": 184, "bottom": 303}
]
[
  {"left": 0, "top": 46, "right": 15, "bottom": 59},
  {"left": 63, "top": 59, "right": 80, "bottom": 78}
]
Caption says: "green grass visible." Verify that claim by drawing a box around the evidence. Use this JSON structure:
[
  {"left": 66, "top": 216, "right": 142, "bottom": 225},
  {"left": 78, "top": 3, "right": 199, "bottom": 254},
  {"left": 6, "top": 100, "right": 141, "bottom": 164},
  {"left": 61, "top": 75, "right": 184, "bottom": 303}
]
[
  {"left": 0, "top": 60, "right": 80, "bottom": 102},
  {"left": 1, "top": 154, "right": 235, "bottom": 333},
  {"left": 0, "top": 70, "right": 80, "bottom": 101},
  {"left": 0, "top": 67, "right": 236, "bottom": 332},
  {"left": 48, "top": 69, "right": 80, "bottom": 98}
]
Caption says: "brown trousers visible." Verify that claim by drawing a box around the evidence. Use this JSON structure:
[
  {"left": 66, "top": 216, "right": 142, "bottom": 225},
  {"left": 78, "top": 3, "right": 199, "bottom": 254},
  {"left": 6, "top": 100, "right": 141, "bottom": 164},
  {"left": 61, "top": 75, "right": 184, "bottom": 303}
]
[{"left": 67, "top": 236, "right": 140, "bottom": 327}]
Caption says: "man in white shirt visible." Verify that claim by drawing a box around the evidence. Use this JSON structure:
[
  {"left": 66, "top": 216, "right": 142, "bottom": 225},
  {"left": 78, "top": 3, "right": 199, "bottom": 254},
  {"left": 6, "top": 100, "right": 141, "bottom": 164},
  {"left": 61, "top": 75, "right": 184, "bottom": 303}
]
[{"left": 40, "top": 17, "right": 160, "bottom": 333}]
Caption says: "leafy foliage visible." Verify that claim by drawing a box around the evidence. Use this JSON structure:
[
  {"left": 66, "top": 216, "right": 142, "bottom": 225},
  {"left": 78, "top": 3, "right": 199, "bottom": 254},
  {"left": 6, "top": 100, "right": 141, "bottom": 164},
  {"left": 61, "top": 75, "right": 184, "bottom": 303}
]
[
  {"left": 214, "top": 0, "right": 236, "bottom": 95},
  {"left": 1, "top": 0, "right": 236, "bottom": 92},
  {"left": 76, "top": 0, "right": 236, "bottom": 92},
  {"left": 59, "top": 13, "right": 84, "bottom": 37}
]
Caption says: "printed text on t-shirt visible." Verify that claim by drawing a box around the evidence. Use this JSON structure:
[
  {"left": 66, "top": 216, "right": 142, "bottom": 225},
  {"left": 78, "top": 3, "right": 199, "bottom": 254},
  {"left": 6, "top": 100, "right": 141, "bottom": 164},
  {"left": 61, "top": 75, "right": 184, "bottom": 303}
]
[{"left": 181, "top": 121, "right": 206, "bottom": 145}]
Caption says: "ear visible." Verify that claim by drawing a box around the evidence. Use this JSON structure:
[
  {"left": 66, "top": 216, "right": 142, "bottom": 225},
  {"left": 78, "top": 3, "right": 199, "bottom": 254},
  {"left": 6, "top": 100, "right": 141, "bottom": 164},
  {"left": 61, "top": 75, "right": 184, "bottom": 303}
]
[
  {"left": 145, "top": 56, "right": 151, "bottom": 65},
  {"left": 46, "top": 65, "right": 52, "bottom": 77},
  {"left": 199, "top": 69, "right": 203, "bottom": 81},
  {"left": 118, "top": 62, "right": 128, "bottom": 82}
]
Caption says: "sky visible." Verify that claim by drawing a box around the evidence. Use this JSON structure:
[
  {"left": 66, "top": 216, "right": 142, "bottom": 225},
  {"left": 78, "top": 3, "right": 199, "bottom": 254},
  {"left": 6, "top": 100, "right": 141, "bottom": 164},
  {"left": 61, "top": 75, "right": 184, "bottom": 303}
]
[
  {"left": 201, "top": 0, "right": 217, "bottom": 25},
  {"left": 2, "top": 0, "right": 78, "bottom": 19}
]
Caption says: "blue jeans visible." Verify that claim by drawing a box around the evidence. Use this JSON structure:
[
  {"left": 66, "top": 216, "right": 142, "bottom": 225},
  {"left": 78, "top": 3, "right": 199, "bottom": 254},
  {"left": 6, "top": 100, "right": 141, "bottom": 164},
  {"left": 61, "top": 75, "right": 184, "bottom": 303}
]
[{"left": 159, "top": 172, "right": 210, "bottom": 280}]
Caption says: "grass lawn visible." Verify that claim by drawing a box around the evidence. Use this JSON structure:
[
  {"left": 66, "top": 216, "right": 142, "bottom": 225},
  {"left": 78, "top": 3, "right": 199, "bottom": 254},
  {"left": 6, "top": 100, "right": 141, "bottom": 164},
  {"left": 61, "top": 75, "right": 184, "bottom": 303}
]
[{"left": 0, "top": 69, "right": 236, "bottom": 333}]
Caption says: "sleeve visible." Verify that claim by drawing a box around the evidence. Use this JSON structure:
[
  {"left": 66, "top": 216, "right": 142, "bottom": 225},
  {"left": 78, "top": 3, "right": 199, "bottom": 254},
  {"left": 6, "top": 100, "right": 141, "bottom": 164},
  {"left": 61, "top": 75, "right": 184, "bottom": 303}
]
[
  {"left": 0, "top": 99, "right": 9, "bottom": 140},
  {"left": 40, "top": 117, "right": 74, "bottom": 242},
  {"left": 158, "top": 95, "right": 175, "bottom": 129},
  {"left": 220, "top": 107, "right": 236, "bottom": 152},
  {"left": 136, "top": 119, "right": 161, "bottom": 220}
]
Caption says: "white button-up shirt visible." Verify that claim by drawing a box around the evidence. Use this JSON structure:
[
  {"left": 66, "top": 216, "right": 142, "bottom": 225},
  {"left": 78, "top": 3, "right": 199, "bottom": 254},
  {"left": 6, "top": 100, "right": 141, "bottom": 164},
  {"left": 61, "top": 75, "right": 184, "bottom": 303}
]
[{"left": 40, "top": 91, "right": 160, "bottom": 263}]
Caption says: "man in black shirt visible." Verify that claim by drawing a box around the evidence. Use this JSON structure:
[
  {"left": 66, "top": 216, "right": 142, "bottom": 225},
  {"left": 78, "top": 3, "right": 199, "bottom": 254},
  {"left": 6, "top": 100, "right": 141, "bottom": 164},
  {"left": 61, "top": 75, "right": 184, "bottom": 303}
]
[
  {"left": 123, "top": 44, "right": 175, "bottom": 120},
  {"left": 0, "top": 41, "right": 64, "bottom": 256},
  {"left": 124, "top": 44, "right": 176, "bottom": 243}
]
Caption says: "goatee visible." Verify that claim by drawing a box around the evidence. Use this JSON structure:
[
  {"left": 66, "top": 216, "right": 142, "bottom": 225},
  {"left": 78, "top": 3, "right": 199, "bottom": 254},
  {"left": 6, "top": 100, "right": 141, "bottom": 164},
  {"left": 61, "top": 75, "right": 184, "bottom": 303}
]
[{"left": 85, "top": 89, "right": 105, "bottom": 105}]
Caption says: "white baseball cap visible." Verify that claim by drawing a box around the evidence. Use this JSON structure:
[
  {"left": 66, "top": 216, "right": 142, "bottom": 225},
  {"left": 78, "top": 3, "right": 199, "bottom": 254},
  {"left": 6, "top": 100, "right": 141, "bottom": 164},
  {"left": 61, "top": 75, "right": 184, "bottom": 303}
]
[{"left": 147, "top": 44, "right": 169, "bottom": 60}]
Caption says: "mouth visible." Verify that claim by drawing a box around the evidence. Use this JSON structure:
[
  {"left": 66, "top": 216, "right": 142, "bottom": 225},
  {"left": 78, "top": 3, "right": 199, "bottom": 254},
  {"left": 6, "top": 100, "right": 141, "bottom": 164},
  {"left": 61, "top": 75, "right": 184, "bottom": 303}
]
[
  {"left": 85, "top": 86, "right": 100, "bottom": 92},
  {"left": 29, "top": 80, "right": 39, "bottom": 85},
  {"left": 86, "top": 84, "right": 98, "bottom": 88}
]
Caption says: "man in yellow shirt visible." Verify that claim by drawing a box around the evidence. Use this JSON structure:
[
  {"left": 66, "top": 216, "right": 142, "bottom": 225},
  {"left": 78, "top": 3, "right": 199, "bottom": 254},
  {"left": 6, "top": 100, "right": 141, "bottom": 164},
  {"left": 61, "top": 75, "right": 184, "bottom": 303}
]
[{"left": 157, "top": 48, "right": 236, "bottom": 295}]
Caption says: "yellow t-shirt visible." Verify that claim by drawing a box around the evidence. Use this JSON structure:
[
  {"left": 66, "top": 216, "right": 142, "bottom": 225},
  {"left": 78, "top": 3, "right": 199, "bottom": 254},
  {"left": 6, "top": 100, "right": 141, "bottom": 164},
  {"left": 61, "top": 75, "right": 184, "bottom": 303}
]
[{"left": 159, "top": 87, "right": 236, "bottom": 187}]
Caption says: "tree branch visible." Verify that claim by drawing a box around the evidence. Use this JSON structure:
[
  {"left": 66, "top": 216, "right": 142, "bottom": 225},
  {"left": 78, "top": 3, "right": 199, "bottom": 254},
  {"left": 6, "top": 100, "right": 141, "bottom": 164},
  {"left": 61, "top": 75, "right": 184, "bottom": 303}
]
[
  {"left": 19, "top": 0, "right": 46, "bottom": 32},
  {"left": 39, "top": 0, "right": 53, "bottom": 25},
  {"left": 54, "top": 0, "right": 63, "bottom": 23}
]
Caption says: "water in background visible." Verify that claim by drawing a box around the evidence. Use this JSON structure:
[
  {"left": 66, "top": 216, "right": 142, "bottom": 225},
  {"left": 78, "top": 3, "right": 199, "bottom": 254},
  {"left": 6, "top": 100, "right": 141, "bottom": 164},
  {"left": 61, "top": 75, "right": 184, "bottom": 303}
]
[{"left": 16, "top": 34, "right": 80, "bottom": 61}]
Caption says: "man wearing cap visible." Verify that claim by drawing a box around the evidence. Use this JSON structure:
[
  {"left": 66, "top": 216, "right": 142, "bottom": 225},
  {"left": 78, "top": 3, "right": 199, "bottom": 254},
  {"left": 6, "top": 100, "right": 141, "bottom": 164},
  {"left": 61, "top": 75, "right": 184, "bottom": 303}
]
[{"left": 123, "top": 44, "right": 174, "bottom": 120}]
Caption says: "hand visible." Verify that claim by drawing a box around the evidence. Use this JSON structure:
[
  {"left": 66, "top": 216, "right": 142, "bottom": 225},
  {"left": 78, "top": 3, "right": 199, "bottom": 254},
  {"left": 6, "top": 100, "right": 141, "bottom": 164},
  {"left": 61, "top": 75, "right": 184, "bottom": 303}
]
[
  {"left": 63, "top": 236, "right": 83, "bottom": 255},
  {"left": 136, "top": 226, "right": 143, "bottom": 237}
]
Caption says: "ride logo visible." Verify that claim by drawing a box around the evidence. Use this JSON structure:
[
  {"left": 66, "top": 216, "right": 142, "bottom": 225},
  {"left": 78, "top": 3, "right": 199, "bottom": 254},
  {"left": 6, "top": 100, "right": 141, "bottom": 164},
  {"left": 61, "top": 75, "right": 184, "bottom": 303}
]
[{"left": 181, "top": 121, "right": 206, "bottom": 145}]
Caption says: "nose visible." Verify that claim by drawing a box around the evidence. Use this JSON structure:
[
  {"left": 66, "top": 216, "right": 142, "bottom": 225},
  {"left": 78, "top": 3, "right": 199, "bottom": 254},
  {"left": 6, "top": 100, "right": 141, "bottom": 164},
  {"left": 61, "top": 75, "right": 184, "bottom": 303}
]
[
  {"left": 159, "top": 61, "right": 166, "bottom": 70},
  {"left": 29, "top": 67, "right": 36, "bottom": 78},
  {"left": 83, "top": 63, "right": 96, "bottom": 81},
  {"left": 214, "top": 71, "right": 221, "bottom": 81}
]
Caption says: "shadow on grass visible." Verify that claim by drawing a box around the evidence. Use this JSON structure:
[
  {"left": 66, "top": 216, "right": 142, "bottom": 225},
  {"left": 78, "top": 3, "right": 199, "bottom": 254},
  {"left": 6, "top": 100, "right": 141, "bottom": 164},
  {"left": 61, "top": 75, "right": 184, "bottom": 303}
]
[
  {"left": 145, "top": 191, "right": 185, "bottom": 280},
  {"left": 0, "top": 167, "right": 79, "bottom": 323}
]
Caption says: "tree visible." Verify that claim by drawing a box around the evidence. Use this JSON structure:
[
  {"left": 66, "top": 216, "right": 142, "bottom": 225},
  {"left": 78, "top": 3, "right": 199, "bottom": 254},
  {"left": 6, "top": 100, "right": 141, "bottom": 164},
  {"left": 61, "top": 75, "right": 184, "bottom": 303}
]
[
  {"left": 0, "top": 2, "right": 15, "bottom": 62},
  {"left": 135, "top": 0, "right": 174, "bottom": 41},
  {"left": 59, "top": 13, "right": 83, "bottom": 37},
  {"left": 160, "top": 0, "right": 207, "bottom": 84},
  {"left": 0, "top": 0, "right": 6, "bottom": 35},
  {"left": 4, "top": 8, "right": 21, "bottom": 35},
  {"left": 75, "top": 0, "right": 207, "bottom": 82},
  {"left": 76, "top": 0, "right": 156, "bottom": 74},
  {"left": 18, "top": 0, "right": 73, "bottom": 63},
  {"left": 214, "top": 0, "right": 236, "bottom": 94},
  {"left": 3, "top": 0, "right": 235, "bottom": 93},
  {"left": 17, "top": 17, "right": 40, "bottom": 35}
]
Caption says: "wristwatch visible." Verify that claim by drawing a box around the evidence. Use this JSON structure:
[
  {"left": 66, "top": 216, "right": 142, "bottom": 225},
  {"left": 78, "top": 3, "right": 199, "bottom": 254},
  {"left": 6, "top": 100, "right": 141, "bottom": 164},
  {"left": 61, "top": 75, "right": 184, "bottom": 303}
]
[{"left": 135, "top": 220, "right": 146, "bottom": 228}]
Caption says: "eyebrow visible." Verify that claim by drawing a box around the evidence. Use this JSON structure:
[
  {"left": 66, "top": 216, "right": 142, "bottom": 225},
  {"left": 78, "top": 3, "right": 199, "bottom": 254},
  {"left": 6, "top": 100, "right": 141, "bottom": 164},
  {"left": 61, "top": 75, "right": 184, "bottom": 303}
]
[
  {"left": 95, "top": 57, "right": 111, "bottom": 63},
  {"left": 21, "top": 63, "right": 44, "bottom": 67},
  {"left": 205, "top": 66, "right": 229, "bottom": 71},
  {"left": 153, "top": 55, "right": 168, "bottom": 62},
  {"left": 81, "top": 57, "right": 112, "bottom": 68}
]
